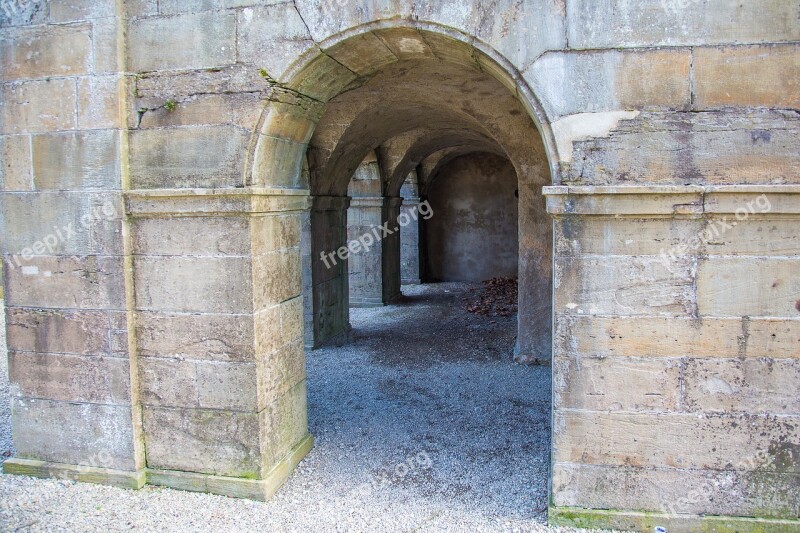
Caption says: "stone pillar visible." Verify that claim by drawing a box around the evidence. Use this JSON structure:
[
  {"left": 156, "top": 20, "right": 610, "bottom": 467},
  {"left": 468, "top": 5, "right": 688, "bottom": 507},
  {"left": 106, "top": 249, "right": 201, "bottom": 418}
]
[
  {"left": 400, "top": 172, "right": 422, "bottom": 285},
  {"left": 124, "top": 188, "right": 313, "bottom": 500},
  {"left": 310, "top": 196, "right": 351, "bottom": 345},
  {"left": 347, "top": 197, "right": 402, "bottom": 307},
  {"left": 382, "top": 197, "right": 403, "bottom": 303}
]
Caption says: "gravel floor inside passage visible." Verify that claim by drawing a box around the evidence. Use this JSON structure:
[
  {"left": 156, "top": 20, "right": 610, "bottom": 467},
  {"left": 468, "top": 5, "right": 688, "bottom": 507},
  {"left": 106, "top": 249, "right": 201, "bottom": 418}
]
[{"left": 0, "top": 284, "right": 604, "bottom": 532}]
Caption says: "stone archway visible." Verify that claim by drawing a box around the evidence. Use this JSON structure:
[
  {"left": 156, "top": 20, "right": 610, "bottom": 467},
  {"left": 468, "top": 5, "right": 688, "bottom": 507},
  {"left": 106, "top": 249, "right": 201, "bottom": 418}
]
[
  {"left": 120, "top": 22, "right": 558, "bottom": 499},
  {"left": 252, "top": 24, "right": 556, "bottom": 364}
]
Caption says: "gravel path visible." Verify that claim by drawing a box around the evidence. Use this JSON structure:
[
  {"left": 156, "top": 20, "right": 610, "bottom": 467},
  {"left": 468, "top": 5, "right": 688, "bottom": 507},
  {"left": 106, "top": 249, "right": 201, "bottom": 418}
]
[
  {"left": 0, "top": 284, "right": 601, "bottom": 532},
  {"left": 1, "top": 299, "right": 12, "bottom": 462}
]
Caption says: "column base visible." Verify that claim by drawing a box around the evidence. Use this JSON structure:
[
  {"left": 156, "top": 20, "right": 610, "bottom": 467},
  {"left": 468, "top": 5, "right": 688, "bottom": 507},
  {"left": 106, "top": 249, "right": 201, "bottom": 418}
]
[
  {"left": 3, "top": 457, "right": 146, "bottom": 489},
  {"left": 3, "top": 433, "right": 314, "bottom": 501},
  {"left": 401, "top": 279, "right": 422, "bottom": 285},
  {"left": 147, "top": 433, "right": 314, "bottom": 501},
  {"left": 349, "top": 296, "right": 386, "bottom": 308},
  {"left": 513, "top": 342, "right": 551, "bottom": 366},
  {"left": 549, "top": 506, "right": 800, "bottom": 532}
]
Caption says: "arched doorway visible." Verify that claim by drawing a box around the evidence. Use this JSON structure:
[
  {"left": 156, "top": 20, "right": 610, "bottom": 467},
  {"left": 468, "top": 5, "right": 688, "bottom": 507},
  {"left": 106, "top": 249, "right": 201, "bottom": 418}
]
[{"left": 251, "top": 24, "right": 555, "bottom": 365}]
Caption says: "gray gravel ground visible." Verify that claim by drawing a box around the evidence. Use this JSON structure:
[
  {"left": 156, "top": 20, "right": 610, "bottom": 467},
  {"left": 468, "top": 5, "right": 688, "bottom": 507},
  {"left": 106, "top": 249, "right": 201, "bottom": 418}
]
[
  {"left": 1, "top": 299, "right": 12, "bottom": 462},
  {"left": 0, "top": 284, "right": 603, "bottom": 532}
]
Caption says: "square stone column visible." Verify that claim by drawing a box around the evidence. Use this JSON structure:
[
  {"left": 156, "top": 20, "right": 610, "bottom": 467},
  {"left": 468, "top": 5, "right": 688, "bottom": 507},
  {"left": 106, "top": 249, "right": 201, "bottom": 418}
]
[
  {"left": 400, "top": 173, "right": 422, "bottom": 285},
  {"left": 308, "top": 196, "right": 352, "bottom": 346},
  {"left": 347, "top": 197, "right": 403, "bottom": 307},
  {"left": 124, "top": 188, "right": 313, "bottom": 500}
]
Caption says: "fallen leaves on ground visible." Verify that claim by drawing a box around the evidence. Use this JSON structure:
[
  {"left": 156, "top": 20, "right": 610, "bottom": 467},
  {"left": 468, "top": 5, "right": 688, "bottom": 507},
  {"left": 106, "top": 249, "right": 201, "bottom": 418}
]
[{"left": 463, "top": 277, "right": 518, "bottom": 317}]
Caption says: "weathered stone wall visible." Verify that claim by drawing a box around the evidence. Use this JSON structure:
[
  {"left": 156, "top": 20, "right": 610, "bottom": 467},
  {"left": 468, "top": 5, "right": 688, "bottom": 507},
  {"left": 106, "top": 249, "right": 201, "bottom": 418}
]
[
  {"left": 0, "top": 0, "right": 144, "bottom": 483},
  {"left": 426, "top": 153, "right": 519, "bottom": 282},
  {"left": 0, "top": 0, "right": 797, "bottom": 528}
]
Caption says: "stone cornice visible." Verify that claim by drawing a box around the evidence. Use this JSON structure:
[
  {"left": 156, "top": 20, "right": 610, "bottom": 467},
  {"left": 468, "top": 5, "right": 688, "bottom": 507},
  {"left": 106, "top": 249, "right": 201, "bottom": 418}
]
[
  {"left": 349, "top": 196, "right": 404, "bottom": 208},
  {"left": 543, "top": 185, "right": 800, "bottom": 217}
]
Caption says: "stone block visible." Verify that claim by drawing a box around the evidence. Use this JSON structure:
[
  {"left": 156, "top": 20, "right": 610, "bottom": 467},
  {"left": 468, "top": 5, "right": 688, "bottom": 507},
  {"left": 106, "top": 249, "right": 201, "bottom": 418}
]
[
  {"left": 142, "top": 406, "right": 261, "bottom": 478},
  {"left": 566, "top": 0, "right": 800, "bottom": 48},
  {"left": 684, "top": 358, "right": 800, "bottom": 415},
  {"left": 524, "top": 49, "right": 690, "bottom": 119},
  {"left": 132, "top": 216, "right": 251, "bottom": 257},
  {"left": 259, "top": 380, "right": 308, "bottom": 470},
  {"left": 251, "top": 214, "right": 302, "bottom": 255},
  {"left": 0, "top": 192, "right": 123, "bottom": 256},
  {"left": 3, "top": 255, "right": 125, "bottom": 309},
  {"left": 78, "top": 76, "right": 121, "bottom": 130},
  {"left": 136, "top": 311, "right": 255, "bottom": 362},
  {"left": 50, "top": 0, "right": 116, "bottom": 22},
  {"left": 133, "top": 256, "right": 253, "bottom": 314},
  {"left": 137, "top": 93, "right": 261, "bottom": 131},
  {"left": 706, "top": 217, "right": 800, "bottom": 257},
  {"left": 252, "top": 249, "right": 302, "bottom": 310},
  {"left": 12, "top": 398, "right": 136, "bottom": 470},
  {"left": 128, "top": 12, "right": 236, "bottom": 72},
  {"left": 5, "top": 307, "right": 111, "bottom": 356},
  {"left": 0, "top": 24, "right": 91, "bottom": 80},
  {"left": 553, "top": 357, "right": 681, "bottom": 412},
  {"left": 554, "top": 315, "right": 734, "bottom": 358},
  {"left": 133, "top": 64, "right": 264, "bottom": 101},
  {"left": 324, "top": 32, "right": 397, "bottom": 76},
  {"left": 91, "top": 16, "right": 121, "bottom": 74},
  {"left": 257, "top": 338, "right": 305, "bottom": 409},
  {"left": 0, "top": 79, "right": 76, "bottom": 134},
  {"left": 552, "top": 463, "right": 800, "bottom": 518},
  {"left": 254, "top": 304, "right": 281, "bottom": 356},
  {"left": 555, "top": 217, "right": 705, "bottom": 257},
  {"left": 747, "top": 319, "right": 800, "bottom": 359},
  {"left": 695, "top": 45, "right": 800, "bottom": 109},
  {"left": 251, "top": 135, "right": 308, "bottom": 189},
  {"left": 553, "top": 411, "right": 800, "bottom": 472},
  {"left": 32, "top": 130, "right": 121, "bottom": 190},
  {"left": 563, "top": 114, "right": 800, "bottom": 185},
  {"left": 236, "top": 4, "right": 314, "bottom": 79},
  {"left": 698, "top": 257, "right": 800, "bottom": 317},
  {"left": 139, "top": 357, "right": 199, "bottom": 408},
  {"left": 555, "top": 256, "right": 695, "bottom": 316},
  {"left": 0, "top": 134, "right": 32, "bottom": 191},
  {"left": 556, "top": 315, "right": 799, "bottom": 359},
  {"left": 158, "top": 0, "right": 268, "bottom": 15},
  {"left": 9, "top": 352, "right": 130, "bottom": 404},
  {"left": 129, "top": 126, "right": 248, "bottom": 189},
  {"left": 196, "top": 361, "right": 258, "bottom": 411},
  {"left": 469, "top": 0, "right": 566, "bottom": 72}
]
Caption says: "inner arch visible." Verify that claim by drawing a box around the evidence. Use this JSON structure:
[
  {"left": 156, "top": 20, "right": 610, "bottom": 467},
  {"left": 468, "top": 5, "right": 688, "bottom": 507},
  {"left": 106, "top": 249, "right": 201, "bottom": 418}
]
[{"left": 250, "top": 23, "right": 554, "bottom": 362}]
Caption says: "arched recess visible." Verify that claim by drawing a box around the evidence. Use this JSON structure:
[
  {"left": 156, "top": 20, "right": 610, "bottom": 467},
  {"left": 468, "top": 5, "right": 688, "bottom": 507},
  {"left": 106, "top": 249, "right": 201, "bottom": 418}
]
[{"left": 249, "top": 21, "right": 556, "bottom": 360}]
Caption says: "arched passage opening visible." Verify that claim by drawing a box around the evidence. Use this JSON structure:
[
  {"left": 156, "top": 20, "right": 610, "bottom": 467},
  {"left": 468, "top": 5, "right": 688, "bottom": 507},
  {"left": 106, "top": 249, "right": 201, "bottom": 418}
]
[{"left": 251, "top": 24, "right": 554, "bottom": 365}]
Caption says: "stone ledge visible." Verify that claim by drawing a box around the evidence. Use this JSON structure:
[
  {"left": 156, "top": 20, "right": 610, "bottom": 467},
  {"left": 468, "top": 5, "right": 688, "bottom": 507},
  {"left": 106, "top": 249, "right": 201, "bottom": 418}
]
[
  {"left": 2, "top": 458, "right": 146, "bottom": 490},
  {"left": 146, "top": 433, "right": 314, "bottom": 501},
  {"left": 544, "top": 185, "right": 800, "bottom": 216},
  {"left": 549, "top": 506, "right": 800, "bottom": 532},
  {"left": 349, "top": 197, "right": 404, "bottom": 208},
  {"left": 125, "top": 188, "right": 311, "bottom": 217}
]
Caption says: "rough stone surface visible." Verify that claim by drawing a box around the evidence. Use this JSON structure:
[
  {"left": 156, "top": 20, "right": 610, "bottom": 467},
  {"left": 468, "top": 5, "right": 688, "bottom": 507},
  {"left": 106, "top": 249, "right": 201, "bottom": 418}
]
[
  {"left": 2, "top": 2, "right": 799, "bottom": 527},
  {"left": 0, "top": 284, "right": 587, "bottom": 532},
  {"left": 427, "top": 153, "right": 519, "bottom": 282}
]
